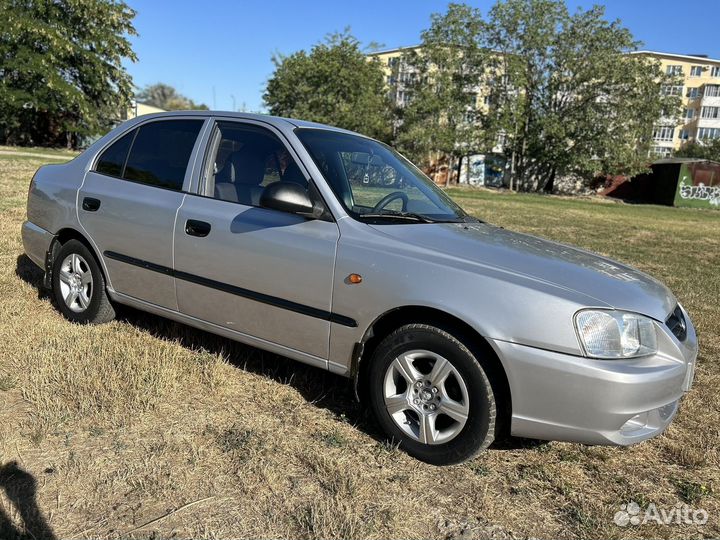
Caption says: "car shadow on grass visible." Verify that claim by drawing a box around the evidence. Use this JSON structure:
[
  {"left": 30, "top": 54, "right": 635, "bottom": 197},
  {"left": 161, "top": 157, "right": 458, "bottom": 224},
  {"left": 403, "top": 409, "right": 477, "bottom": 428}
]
[
  {"left": 15, "top": 253, "right": 532, "bottom": 452},
  {"left": 0, "top": 461, "right": 57, "bottom": 540},
  {"left": 14, "top": 254, "right": 381, "bottom": 442},
  {"left": 15, "top": 254, "right": 48, "bottom": 300}
]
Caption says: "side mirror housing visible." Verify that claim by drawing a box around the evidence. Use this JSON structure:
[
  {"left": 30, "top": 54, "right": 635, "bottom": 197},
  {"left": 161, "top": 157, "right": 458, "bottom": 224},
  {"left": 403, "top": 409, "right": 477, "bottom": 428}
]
[{"left": 260, "top": 182, "right": 323, "bottom": 218}]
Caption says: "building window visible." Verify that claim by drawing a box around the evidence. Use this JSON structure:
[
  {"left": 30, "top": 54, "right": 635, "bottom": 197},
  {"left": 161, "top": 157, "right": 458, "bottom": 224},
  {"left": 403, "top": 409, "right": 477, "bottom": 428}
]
[
  {"left": 661, "top": 85, "right": 684, "bottom": 96},
  {"left": 698, "top": 127, "right": 720, "bottom": 140},
  {"left": 685, "top": 108, "right": 695, "bottom": 119},
  {"left": 680, "top": 129, "right": 690, "bottom": 140},
  {"left": 701, "top": 106, "right": 720, "bottom": 119},
  {"left": 690, "top": 66, "right": 704, "bottom": 77},
  {"left": 705, "top": 84, "right": 720, "bottom": 97},
  {"left": 652, "top": 126, "right": 675, "bottom": 141},
  {"left": 651, "top": 146, "right": 672, "bottom": 158},
  {"left": 687, "top": 87, "right": 701, "bottom": 98},
  {"left": 665, "top": 65, "right": 683, "bottom": 76},
  {"left": 712, "top": 66, "right": 720, "bottom": 77}
]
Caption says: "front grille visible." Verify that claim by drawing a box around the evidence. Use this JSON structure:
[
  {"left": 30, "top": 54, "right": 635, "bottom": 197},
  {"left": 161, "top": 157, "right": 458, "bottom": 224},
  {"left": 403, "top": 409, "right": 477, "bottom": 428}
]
[{"left": 666, "top": 305, "right": 687, "bottom": 341}]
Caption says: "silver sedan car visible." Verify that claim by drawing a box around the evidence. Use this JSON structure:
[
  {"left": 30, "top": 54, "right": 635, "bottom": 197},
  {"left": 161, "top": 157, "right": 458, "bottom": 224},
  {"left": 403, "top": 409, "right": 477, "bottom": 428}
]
[{"left": 22, "top": 112, "right": 697, "bottom": 465}]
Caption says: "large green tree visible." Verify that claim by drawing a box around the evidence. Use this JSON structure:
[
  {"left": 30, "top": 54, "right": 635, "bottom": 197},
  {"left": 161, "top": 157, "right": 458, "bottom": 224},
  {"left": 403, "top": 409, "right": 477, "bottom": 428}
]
[
  {"left": 482, "top": 0, "right": 681, "bottom": 191},
  {"left": 0, "top": 0, "right": 138, "bottom": 148},
  {"left": 675, "top": 140, "right": 720, "bottom": 162},
  {"left": 264, "top": 31, "right": 393, "bottom": 141},
  {"left": 135, "top": 83, "right": 208, "bottom": 111},
  {"left": 395, "top": 4, "right": 488, "bottom": 182}
]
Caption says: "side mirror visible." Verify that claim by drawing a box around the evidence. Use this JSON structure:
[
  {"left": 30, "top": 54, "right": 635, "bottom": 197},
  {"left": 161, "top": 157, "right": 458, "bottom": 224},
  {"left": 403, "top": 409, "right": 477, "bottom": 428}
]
[{"left": 260, "top": 182, "right": 323, "bottom": 218}]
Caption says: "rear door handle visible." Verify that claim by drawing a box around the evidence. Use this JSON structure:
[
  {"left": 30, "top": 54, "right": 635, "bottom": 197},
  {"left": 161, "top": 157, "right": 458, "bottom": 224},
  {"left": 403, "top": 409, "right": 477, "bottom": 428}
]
[
  {"left": 185, "top": 219, "right": 211, "bottom": 237},
  {"left": 82, "top": 197, "right": 101, "bottom": 212}
]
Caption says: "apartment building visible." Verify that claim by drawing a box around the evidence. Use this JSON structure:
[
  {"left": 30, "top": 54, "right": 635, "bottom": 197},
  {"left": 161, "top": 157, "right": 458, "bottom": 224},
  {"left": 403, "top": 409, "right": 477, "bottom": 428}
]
[
  {"left": 631, "top": 51, "right": 720, "bottom": 157},
  {"left": 369, "top": 47, "right": 720, "bottom": 160}
]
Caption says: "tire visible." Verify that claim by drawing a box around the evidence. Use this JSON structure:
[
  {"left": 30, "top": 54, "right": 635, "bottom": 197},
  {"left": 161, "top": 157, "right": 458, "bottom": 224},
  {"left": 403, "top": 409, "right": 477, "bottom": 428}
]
[
  {"left": 368, "top": 324, "right": 497, "bottom": 465},
  {"left": 51, "top": 239, "right": 115, "bottom": 324}
]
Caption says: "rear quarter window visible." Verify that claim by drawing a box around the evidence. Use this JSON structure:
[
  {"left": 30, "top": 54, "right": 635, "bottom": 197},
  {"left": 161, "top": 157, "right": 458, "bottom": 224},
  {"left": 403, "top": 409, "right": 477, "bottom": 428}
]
[{"left": 96, "top": 130, "right": 135, "bottom": 177}]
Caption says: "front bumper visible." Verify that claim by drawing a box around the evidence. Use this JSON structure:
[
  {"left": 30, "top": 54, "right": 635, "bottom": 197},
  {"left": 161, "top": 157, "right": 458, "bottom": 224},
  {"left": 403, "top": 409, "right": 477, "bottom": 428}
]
[{"left": 491, "top": 309, "right": 698, "bottom": 445}]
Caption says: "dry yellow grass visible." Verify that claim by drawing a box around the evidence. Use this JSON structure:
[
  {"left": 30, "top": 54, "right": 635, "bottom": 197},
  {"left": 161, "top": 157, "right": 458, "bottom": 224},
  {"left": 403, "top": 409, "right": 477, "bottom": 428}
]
[{"left": 0, "top": 152, "right": 718, "bottom": 539}]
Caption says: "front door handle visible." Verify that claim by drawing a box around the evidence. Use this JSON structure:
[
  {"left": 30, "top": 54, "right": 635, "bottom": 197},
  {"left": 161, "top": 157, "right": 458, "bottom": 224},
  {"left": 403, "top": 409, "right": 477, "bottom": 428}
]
[
  {"left": 82, "top": 197, "right": 101, "bottom": 212},
  {"left": 185, "top": 219, "right": 211, "bottom": 237}
]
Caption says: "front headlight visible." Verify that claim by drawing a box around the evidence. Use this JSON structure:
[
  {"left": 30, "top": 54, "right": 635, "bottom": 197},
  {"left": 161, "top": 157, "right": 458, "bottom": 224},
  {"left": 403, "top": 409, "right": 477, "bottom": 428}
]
[{"left": 574, "top": 310, "right": 657, "bottom": 359}]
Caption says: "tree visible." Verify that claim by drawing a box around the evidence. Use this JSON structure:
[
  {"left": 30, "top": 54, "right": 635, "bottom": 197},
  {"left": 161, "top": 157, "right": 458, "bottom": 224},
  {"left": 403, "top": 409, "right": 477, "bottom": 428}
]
[
  {"left": 135, "top": 83, "right": 208, "bottom": 111},
  {"left": 481, "top": 0, "right": 681, "bottom": 191},
  {"left": 264, "top": 31, "right": 393, "bottom": 141},
  {"left": 0, "top": 0, "right": 138, "bottom": 148},
  {"left": 395, "top": 4, "right": 488, "bottom": 183},
  {"left": 675, "top": 140, "right": 720, "bottom": 162}
]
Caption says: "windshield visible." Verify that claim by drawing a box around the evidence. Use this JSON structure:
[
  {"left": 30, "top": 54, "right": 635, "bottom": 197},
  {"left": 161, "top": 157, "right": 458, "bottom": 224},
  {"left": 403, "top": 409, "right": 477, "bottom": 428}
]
[{"left": 296, "top": 129, "right": 470, "bottom": 223}]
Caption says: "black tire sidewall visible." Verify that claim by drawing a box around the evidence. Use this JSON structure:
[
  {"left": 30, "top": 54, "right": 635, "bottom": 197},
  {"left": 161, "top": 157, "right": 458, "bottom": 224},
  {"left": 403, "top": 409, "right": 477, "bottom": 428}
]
[
  {"left": 369, "top": 325, "right": 495, "bottom": 465},
  {"left": 51, "top": 240, "right": 107, "bottom": 324}
]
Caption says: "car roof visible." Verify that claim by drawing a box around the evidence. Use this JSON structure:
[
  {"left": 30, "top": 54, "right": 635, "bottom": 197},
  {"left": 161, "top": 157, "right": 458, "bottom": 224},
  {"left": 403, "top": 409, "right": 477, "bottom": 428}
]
[{"left": 132, "top": 110, "right": 361, "bottom": 136}]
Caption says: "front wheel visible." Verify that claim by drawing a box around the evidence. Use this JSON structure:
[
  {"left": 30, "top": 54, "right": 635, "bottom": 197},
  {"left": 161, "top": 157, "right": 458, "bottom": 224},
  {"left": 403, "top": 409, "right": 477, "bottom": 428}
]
[
  {"left": 51, "top": 239, "right": 115, "bottom": 324},
  {"left": 368, "top": 324, "right": 497, "bottom": 465}
]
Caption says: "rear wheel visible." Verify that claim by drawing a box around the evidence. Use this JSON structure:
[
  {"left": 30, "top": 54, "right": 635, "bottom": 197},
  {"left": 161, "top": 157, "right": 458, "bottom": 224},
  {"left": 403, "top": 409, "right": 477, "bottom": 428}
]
[
  {"left": 368, "top": 324, "right": 497, "bottom": 465},
  {"left": 51, "top": 239, "right": 115, "bottom": 324}
]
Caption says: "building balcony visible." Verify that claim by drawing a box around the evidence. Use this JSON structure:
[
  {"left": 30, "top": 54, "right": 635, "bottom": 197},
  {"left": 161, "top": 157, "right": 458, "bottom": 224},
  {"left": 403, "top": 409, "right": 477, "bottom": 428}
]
[
  {"left": 697, "top": 117, "right": 720, "bottom": 129},
  {"left": 700, "top": 95, "right": 720, "bottom": 107}
]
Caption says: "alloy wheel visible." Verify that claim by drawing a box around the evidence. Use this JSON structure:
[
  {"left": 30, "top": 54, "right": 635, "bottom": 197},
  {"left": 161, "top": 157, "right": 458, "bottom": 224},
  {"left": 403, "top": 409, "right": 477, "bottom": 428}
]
[
  {"left": 382, "top": 350, "right": 470, "bottom": 445},
  {"left": 57, "top": 253, "right": 93, "bottom": 313}
]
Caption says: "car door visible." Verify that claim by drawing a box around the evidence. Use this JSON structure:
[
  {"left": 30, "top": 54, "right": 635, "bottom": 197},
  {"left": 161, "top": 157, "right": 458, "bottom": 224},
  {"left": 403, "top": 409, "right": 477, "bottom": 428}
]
[
  {"left": 173, "top": 119, "right": 340, "bottom": 364},
  {"left": 79, "top": 117, "right": 207, "bottom": 310}
]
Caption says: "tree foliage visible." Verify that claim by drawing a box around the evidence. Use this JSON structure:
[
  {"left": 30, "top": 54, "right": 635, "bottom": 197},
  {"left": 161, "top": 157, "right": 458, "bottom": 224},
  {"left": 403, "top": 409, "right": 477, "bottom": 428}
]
[
  {"left": 483, "top": 0, "right": 681, "bottom": 191},
  {"left": 263, "top": 31, "right": 393, "bottom": 141},
  {"left": 135, "top": 83, "right": 208, "bottom": 111},
  {"left": 0, "top": 0, "right": 138, "bottom": 147},
  {"left": 395, "top": 4, "right": 488, "bottom": 172},
  {"left": 675, "top": 140, "right": 720, "bottom": 162},
  {"left": 397, "top": 0, "right": 681, "bottom": 191}
]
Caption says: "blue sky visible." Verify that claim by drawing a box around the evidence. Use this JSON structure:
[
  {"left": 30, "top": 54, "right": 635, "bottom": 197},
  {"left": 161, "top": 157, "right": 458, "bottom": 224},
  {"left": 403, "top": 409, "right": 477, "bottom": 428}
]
[{"left": 124, "top": 0, "right": 720, "bottom": 112}]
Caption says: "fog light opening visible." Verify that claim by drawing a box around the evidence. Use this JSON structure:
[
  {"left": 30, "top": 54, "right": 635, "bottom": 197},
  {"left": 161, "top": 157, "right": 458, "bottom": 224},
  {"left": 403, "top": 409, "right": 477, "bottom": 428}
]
[{"left": 620, "top": 413, "right": 648, "bottom": 434}]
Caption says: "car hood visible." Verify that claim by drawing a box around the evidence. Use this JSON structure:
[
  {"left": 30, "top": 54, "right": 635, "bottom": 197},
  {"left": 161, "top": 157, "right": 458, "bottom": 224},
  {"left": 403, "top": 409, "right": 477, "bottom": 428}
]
[{"left": 370, "top": 222, "right": 676, "bottom": 321}]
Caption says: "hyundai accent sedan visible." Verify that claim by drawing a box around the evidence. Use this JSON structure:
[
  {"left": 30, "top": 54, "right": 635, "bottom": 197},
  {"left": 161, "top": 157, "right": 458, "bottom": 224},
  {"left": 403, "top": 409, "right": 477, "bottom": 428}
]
[{"left": 22, "top": 112, "right": 697, "bottom": 465}]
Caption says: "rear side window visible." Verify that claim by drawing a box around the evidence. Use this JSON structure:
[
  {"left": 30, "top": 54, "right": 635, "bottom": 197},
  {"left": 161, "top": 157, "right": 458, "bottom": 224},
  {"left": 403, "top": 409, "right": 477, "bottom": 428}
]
[
  {"left": 96, "top": 130, "right": 135, "bottom": 177},
  {"left": 95, "top": 119, "right": 204, "bottom": 191},
  {"left": 124, "top": 120, "right": 203, "bottom": 190}
]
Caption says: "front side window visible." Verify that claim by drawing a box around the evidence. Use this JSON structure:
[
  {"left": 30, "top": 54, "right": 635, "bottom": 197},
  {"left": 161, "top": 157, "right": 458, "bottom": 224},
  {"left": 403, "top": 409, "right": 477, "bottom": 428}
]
[
  {"left": 95, "top": 119, "right": 203, "bottom": 191},
  {"left": 296, "top": 129, "right": 470, "bottom": 224},
  {"left": 204, "top": 121, "right": 308, "bottom": 207}
]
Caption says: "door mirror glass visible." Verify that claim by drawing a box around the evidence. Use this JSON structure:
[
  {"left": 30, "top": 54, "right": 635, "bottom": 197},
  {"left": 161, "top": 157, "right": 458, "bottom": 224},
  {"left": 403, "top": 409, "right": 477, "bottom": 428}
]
[{"left": 260, "top": 182, "right": 321, "bottom": 217}]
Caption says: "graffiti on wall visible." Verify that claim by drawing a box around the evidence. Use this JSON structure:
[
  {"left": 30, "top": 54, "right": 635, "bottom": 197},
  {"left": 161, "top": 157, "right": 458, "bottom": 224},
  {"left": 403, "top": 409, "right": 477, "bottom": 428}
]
[{"left": 678, "top": 176, "right": 720, "bottom": 206}]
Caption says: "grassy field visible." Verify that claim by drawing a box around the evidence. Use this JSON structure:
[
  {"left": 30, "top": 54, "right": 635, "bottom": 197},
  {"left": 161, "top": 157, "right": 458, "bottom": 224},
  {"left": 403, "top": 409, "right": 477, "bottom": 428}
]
[{"left": 0, "top": 150, "right": 718, "bottom": 539}]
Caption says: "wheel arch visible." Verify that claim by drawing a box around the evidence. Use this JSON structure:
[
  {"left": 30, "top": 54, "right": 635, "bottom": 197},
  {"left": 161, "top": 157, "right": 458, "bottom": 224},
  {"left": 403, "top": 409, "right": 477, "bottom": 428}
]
[
  {"left": 353, "top": 305, "right": 512, "bottom": 435},
  {"left": 44, "top": 227, "right": 108, "bottom": 289}
]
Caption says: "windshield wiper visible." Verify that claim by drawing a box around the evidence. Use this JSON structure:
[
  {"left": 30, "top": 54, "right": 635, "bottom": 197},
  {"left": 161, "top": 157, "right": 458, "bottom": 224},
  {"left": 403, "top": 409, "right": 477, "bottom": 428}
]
[{"left": 358, "top": 212, "right": 438, "bottom": 223}]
